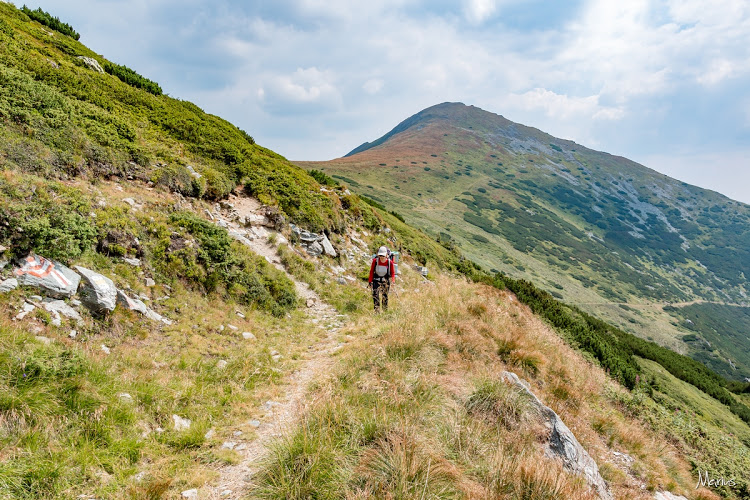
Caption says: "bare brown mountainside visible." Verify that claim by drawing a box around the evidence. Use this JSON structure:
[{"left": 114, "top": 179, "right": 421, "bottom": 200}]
[{"left": 296, "top": 102, "right": 750, "bottom": 380}]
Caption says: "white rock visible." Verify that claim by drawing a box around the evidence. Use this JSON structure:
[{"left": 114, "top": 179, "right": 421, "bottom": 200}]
[
  {"left": 69, "top": 330, "right": 78, "bottom": 339},
  {"left": 320, "top": 234, "right": 337, "bottom": 257},
  {"left": 145, "top": 278, "right": 156, "bottom": 287},
  {"left": 77, "top": 56, "right": 104, "bottom": 73},
  {"left": 0, "top": 278, "right": 18, "bottom": 293},
  {"left": 172, "top": 414, "right": 192, "bottom": 431},
  {"left": 219, "top": 325, "right": 225, "bottom": 332},
  {"left": 204, "top": 428, "right": 216, "bottom": 440},
  {"left": 236, "top": 312, "right": 246, "bottom": 319},
  {"left": 220, "top": 490, "right": 232, "bottom": 497},
  {"left": 216, "top": 360, "right": 228, "bottom": 370},
  {"left": 122, "top": 198, "right": 136, "bottom": 207},
  {"left": 74, "top": 266, "right": 117, "bottom": 313},
  {"left": 15, "top": 302, "right": 35, "bottom": 320},
  {"left": 50, "top": 310, "right": 62, "bottom": 327},
  {"left": 222, "top": 441, "right": 236, "bottom": 450},
  {"left": 122, "top": 257, "right": 141, "bottom": 266},
  {"left": 35, "top": 336, "right": 52, "bottom": 345},
  {"left": 101, "top": 345, "right": 111, "bottom": 355},
  {"left": 118, "top": 393, "right": 134, "bottom": 404},
  {"left": 242, "top": 332, "right": 256, "bottom": 340},
  {"left": 235, "top": 443, "right": 247, "bottom": 451},
  {"left": 181, "top": 489, "right": 198, "bottom": 499},
  {"left": 249, "top": 420, "right": 261, "bottom": 428},
  {"left": 227, "top": 324, "right": 238, "bottom": 331},
  {"left": 44, "top": 300, "right": 82, "bottom": 321}
]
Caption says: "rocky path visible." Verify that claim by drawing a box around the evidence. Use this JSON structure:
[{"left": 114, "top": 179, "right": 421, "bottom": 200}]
[{"left": 204, "top": 197, "right": 349, "bottom": 499}]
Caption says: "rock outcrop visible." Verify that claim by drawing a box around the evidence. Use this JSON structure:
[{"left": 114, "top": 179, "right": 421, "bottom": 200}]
[
  {"left": 15, "top": 254, "right": 80, "bottom": 298},
  {"left": 501, "top": 371, "right": 612, "bottom": 500}
]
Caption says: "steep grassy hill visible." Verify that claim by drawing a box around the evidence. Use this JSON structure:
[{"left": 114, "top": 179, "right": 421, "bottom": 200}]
[
  {"left": 297, "top": 102, "right": 750, "bottom": 379},
  {"left": 2, "top": 5, "right": 750, "bottom": 498}
]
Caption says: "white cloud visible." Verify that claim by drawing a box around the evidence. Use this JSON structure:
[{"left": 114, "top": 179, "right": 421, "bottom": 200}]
[
  {"left": 259, "top": 67, "right": 342, "bottom": 114},
  {"left": 363, "top": 79, "right": 384, "bottom": 95},
  {"left": 508, "top": 88, "right": 623, "bottom": 121},
  {"left": 463, "top": 0, "right": 498, "bottom": 24},
  {"left": 697, "top": 59, "right": 735, "bottom": 86}
]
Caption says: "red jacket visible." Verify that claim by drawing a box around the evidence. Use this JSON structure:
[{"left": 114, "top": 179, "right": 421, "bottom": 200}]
[{"left": 369, "top": 256, "right": 395, "bottom": 283}]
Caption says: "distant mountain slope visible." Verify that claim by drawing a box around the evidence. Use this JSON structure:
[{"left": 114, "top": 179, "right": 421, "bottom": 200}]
[{"left": 297, "top": 102, "right": 750, "bottom": 378}]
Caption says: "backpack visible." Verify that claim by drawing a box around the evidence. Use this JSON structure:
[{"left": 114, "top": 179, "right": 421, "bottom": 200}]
[{"left": 371, "top": 250, "right": 400, "bottom": 276}]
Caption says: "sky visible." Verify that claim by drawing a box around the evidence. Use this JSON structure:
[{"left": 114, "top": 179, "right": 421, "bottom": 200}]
[{"left": 21, "top": 0, "right": 750, "bottom": 204}]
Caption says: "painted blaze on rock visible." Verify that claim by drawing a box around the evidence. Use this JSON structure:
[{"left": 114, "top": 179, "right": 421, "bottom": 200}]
[{"left": 15, "top": 254, "right": 81, "bottom": 298}]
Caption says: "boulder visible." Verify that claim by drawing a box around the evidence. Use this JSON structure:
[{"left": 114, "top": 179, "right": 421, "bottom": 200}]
[
  {"left": 501, "top": 371, "right": 612, "bottom": 500},
  {"left": 117, "top": 290, "right": 173, "bottom": 325},
  {"left": 320, "top": 234, "right": 337, "bottom": 257},
  {"left": 43, "top": 300, "right": 82, "bottom": 322},
  {"left": 0, "top": 278, "right": 18, "bottom": 293},
  {"left": 116, "top": 290, "right": 149, "bottom": 315},
  {"left": 75, "top": 266, "right": 117, "bottom": 313},
  {"left": 15, "top": 254, "right": 80, "bottom": 298},
  {"left": 300, "top": 231, "right": 318, "bottom": 244},
  {"left": 77, "top": 56, "right": 104, "bottom": 73},
  {"left": 306, "top": 241, "right": 323, "bottom": 257}
]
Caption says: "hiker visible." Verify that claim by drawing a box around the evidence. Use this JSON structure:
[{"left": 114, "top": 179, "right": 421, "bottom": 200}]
[{"left": 368, "top": 246, "right": 396, "bottom": 312}]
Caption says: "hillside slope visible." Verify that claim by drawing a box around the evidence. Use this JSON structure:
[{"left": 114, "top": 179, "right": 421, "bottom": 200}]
[
  {"left": 1, "top": 5, "right": 750, "bottom": 499},
  {"left": 297, "top": 102, "right": 750, "bottom": 379}
]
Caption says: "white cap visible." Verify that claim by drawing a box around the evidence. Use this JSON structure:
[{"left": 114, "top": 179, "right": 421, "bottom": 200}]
[{"left": 377, "top": 246, "right": 388, "bottom": 256}]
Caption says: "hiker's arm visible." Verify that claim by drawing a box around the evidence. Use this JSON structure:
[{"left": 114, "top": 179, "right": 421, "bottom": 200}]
[{"left": 368, "top": 260, "right": 375, "bottom": 283}]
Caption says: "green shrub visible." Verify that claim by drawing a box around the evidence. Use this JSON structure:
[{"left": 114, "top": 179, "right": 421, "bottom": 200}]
[
  {"left": 21, "top": 5, "right": 79, "bottom": 40},
  {"left": 103, "top": 62, "right": 162, "bottom": 96}
]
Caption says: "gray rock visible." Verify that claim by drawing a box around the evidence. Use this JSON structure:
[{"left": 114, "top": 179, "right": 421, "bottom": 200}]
[
  {"left": 228, "top": 230, "right": 253, "bottom": 246},
  {"left": 249, "top": 419, "right": 261, "bottom": 428},
  {"left": 320, "top": 234, "right": 337, "bottom": 257},
  {"left": 216, "top": 360, "right": 228, "bottom": 370},
  {"left": 205, "top": 209, "right": 215, "bottom": 221},
  {"left": 101, "top": 344, "right": 111, "bottom": 355},
  {"left": 501, "top": 371, "right": 612, "bottom": 500},
  {"left": 306, "top": 241, "right": 323, "bottom": 256},
  {"left": 0, "top": 259, "right": 8, "bottom": 270},
  {"left": 654, "top": 492, "right": 688, "bottom": 500},
  {"left": 77, "top": 56, "right": 104, "bottom": 73},
  {"left": 0, "top": 278, "right": 18, "bottom": 293},
  {"left": 49, "top": 310, "right": 62, "bottom": 327},
  {"left": 222, "top": 441, "right": 236, "bottom": 450},
  {"left": 181, "top": 489, "right": 198, "bottom": 500},
  {"left": 300, "top": 231, "right": 318, "bottom": 243},
  {"left": 415, "top": 265, "right": 429, "bottom": 277},
  {"left": 0, "top": 244, "right": 6, "bottom": 254},
  {"left": 242, "top": 332, "right": 256, "bottom": 340},
  {"left": 15, "top": 302, "right": 35, "bottom": 320},
  {"left": 43, "top": 300, "right": 82, "bottom": 321},
  {"left": 69, "top": 330, "right": 77, "bottom": 339},
  {"left": 15, "top": 254, "right": 80, "bottom": 298},
  {"left": 122, "top": 257, "right": 141, "bottom": 267},
  {"left": 186, "top": 165, "right": 202, "bottom": 179},
  {"left": 172, "top": 414, "right": 191, "bottom": 431},
  {"left": 145, "top": 278, "right": 156, "bottom": 287},
  {"left": 75, "top": 267, "right": 117, "bottom": 313},
  {"left": 116, "top": 290, "right": 149, "bottom": 314},
  {"left": 204, "top": 428, "right": 216, "bottom": 439}
]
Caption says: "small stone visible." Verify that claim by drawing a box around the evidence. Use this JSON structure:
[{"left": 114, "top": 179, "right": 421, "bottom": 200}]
[
  {"left": 204, "top": 428, "right": 216, "bottom": 440},
  {"left": 227, "top": 324, "right": 238, "bottom": 331},
  {"left": 270, "top": 350, "right": 279, "bottom": 356},
  {"left": 155, "top": 427, "right": 164, "bottom": 434},
  {"left": 205, "top": 209, "right": 215, "bottom": 221},
  {"left": 50, "top": 310, "right": 62, "bottom": 327},
  {"left": 233, "top": 430, "right": 243, "bottom": 437},
  {"left": 122, "top": 257, "right": 141, "bottom": 266},
  {"left": 29, "top": 295, "right": 43, "bottom": 302},
  {"left": 306, "top": 298, "right": 316, "bottom": 308},
  {"left": 145, "top": 278, "right": 156, "bottom": 287},
  {"left": 242, "top": 332, "right": 256, "bottom": 340},
  {"left": 0, "top": 278, "right": 18, "bottom": 293},
  {"left": 235, "top": 443, "right": 247, "bottom": 451},
  {"left": 101, "top": 345, "right": 111, "bottom": 355},
  {"left": 118, "top": 393, "right": 134, "bottom": 404},
  {"left": 272, "top": 355, "right": 282, "bottom": 362},
  {"left": 216, "top": 360, "right": 228, "bottom": 370},
  {"left": 236, "top": 312, "right": 245, "bottom": 319},
  {"left": 222, "top": 441, "right": 236, "bottom": 450},
  {"left": 218, "top": 325, "right": 225, "bottom": 332},
  {"left": 172, "top": 414, "right": 192, "bottom": 431},
  {"left": 181, "top": 489, "right": 198, "bottom": 499},
  {"left": 15, "top": 302, "right": 35, "bottom": 320},
  {"left": 69, "top": 330, "right": 78, "bottom": 339},
  {"left": 122, "top": 198, "right": 136, "bottom": 207},
  {"left": 71, "top": 299, "right": 82, "bottom": 306},
  {"left": 249, "top": 419, "right": 261, "bottom": 428},
  {"left": 35, "top": 336, "right": 52, "bottom": 345},
  {"left": 220, "top": 490, "right": 232, "bottom": 497},
  {"left": 134, "top": 471, "right": 147, "bottom": 482}
]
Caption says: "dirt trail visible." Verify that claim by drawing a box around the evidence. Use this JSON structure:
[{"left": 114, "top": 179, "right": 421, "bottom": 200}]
[{"left": 204, "top": 196, "right": 349, "bottom": 499}]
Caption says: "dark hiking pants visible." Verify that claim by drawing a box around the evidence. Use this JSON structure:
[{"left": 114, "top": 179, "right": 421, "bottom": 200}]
[{"left": 372, "top": 279, "right": 390, "bottom": 312}]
